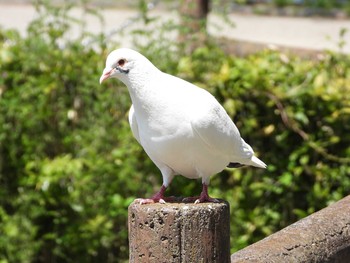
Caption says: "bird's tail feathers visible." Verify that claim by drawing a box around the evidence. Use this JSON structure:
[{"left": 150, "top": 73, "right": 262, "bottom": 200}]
[
  {"left": 249, "top": 156, "right": 267, "bottom": 169},
  {"left": 227, "top": 156, "right": 267, "bottom": 169}
]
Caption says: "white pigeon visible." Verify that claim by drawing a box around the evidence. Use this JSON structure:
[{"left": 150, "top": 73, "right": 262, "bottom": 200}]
[{"left": 100, "top": 48, "right": 266, "bottom": 204}]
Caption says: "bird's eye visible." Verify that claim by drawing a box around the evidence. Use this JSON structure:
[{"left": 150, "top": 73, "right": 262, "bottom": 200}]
[{"left": 117, "top": 59, "right": 126, "bottom": 67}]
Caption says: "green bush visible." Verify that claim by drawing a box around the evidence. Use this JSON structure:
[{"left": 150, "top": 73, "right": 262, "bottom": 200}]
[
  {"left": 0, "top": 2, "right": 143, "bottom": 261},
  {"left": 1, "top": 2, "right": 350, "bottom": 262}
]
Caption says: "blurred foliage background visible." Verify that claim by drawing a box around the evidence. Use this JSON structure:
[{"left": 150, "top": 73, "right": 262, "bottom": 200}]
[{"left": 1, "top": 0, "right": 350, "bottom": 262}]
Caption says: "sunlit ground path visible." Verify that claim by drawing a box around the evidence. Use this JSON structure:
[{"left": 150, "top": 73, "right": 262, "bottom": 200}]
[{"left": 1, "top": 1, "right": 349, "bottom": 54}]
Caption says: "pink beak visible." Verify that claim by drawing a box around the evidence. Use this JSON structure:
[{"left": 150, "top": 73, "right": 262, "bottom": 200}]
[{"left": 99, "top": 68, "right": 114, "bottom": 84}]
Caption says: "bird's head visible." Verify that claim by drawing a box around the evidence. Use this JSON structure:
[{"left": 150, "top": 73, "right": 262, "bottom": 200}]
[{"left": 99, "top": 48, "right": 158, "bottom": 85}]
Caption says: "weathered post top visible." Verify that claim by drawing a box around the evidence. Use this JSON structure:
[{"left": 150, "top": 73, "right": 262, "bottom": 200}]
[{"left": 128, "top": 200, "right": 230, "bottom": 263}]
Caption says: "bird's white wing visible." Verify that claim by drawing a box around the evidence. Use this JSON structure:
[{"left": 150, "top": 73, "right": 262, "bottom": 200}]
[
  {"left": 128, "top": 104, "right": 141, "bottom": 144},
  {"left": 190, "top": 102, "right": 254, "bottom": 161}
]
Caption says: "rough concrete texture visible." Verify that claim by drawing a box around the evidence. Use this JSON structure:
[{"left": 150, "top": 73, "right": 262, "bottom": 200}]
[
  {"left": 231, "top": 195, "right": 350, "bottom": 263},
  {"left": 128, "top": 200, "right": 230, "bottom": 263}
]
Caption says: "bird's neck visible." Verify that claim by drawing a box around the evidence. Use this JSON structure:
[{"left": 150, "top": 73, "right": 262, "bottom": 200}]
[
  {"left": 119, "top": 64, "right": 159, "bottom": 89},
  {"left": 123, "top": 69, "right": 161, "bottom": 114}
]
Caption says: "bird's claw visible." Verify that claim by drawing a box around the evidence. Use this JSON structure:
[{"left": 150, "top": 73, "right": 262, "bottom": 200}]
[
  {"left": 136, "top": 198, "right": 154, "bottom": 205},
  {"left": 183, "top": 195, "right": 220, "bottom": 204},
  {"left": 135, "top": 198, "right": 167, "bottom": 205},
  {"left": 194, "top": 197, "right": 220, "bottom": 204}
]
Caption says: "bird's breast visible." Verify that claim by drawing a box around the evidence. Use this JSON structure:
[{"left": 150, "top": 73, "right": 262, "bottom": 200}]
[{"left": 128, "top": 80, "right": 231, "bottom": 178}]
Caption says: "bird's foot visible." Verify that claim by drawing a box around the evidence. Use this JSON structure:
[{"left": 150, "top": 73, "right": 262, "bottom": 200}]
[
  {"left": 135, "top": 185, "right": 176, "bottom": 205},
  {"left": 183, "top": 195, "right": 220, "bottom": 204},
  {"left": 183, "top": 183, "right": 220, "bottom": 204},
  {"left": 182, "top": 196, "right": 199, "bottom": 203},
  {"left": 194, "top": 195, "right": 220, "bottom": 204},
  {"left": 135, "top": 196, "right": 177, "bottom": 205},
  {"left": 135, "top": 197, "right": 166, "bottom": 205},
  {"left": 136, "top": 192, "right": 166, "bottom": 204}
]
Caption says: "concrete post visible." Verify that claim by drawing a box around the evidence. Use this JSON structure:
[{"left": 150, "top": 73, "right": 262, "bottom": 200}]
[{"left": 128, "top": 200, "right": 230, "bottom": 263}]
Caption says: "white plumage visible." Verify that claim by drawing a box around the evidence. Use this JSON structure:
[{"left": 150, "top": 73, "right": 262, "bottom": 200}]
[{"left": 100, "top": 48, "right": 266, "bottom": 204}]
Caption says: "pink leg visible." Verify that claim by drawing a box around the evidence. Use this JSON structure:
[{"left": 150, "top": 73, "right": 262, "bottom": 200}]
[
  {"left": 183, "top": 184, "right": 220, "bottom": 204},
  {"left": 136, "top": 185, "right": 174, "bottom": 205}
]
